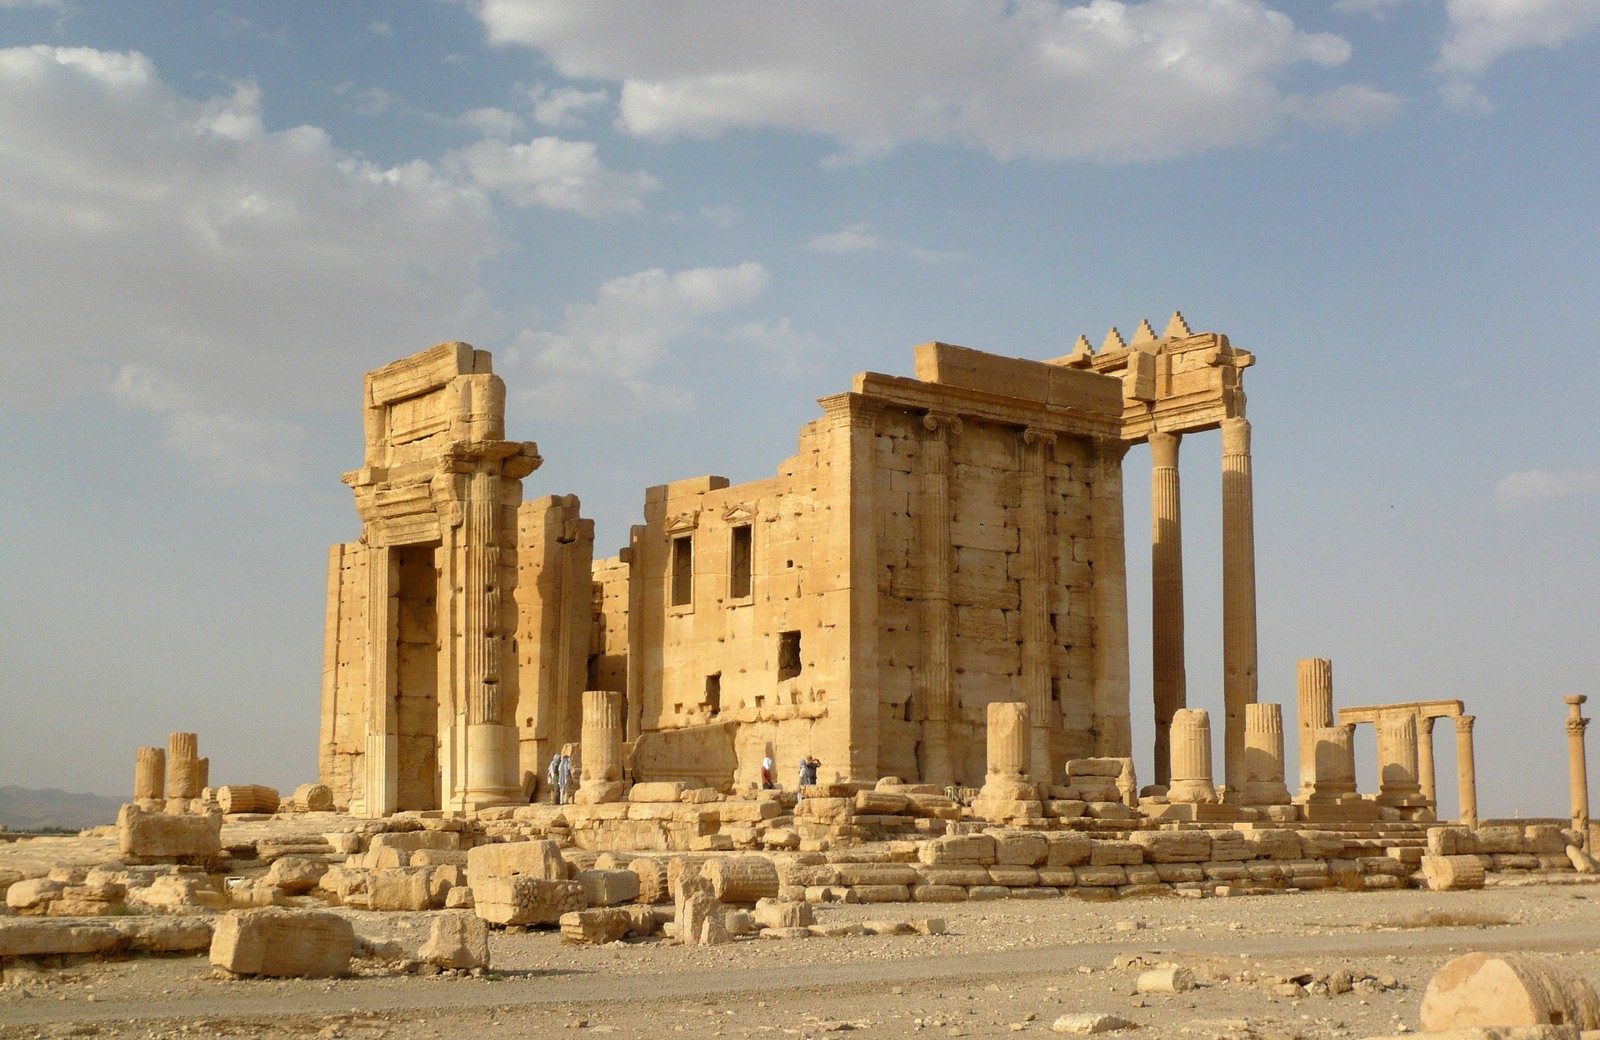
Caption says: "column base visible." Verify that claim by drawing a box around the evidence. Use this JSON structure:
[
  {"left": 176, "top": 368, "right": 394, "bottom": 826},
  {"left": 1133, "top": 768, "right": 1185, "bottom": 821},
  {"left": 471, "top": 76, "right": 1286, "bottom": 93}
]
[
  {"left": 1168, "top": 779, "right": 1218, "bottom": 805},
  {"left": 575, "top": 780, "right": 628, "bottom": 805}
]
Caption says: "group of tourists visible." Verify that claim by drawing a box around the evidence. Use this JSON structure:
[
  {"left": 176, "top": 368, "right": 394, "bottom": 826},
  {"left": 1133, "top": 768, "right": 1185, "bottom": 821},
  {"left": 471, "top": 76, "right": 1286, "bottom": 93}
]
[
  {"left": 758, "top": 754, "right": 822, "bottom": 794},
  {"left": 544, "top": 747, "right": 577, "bottom": 804}
]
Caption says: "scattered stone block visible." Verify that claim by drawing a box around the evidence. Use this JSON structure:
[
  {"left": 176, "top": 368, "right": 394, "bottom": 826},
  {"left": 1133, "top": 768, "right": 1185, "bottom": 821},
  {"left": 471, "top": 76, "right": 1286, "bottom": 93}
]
[
  {"left": 1051, "top": 1012, "right": 1135, "bottom": 1034},
  {"left": 753, "top": 898, "right": 813, "bottom": 929},
  {"left": 702, "top": 856, "right": 779, "bottom": 904},
  {"left": 368, "top": 868, "right": 435, "bottom": 911},
  {"left": 418, "top": 910, "right": 489, "bottom": 969},
  {"left": 1422, "top": 854, "right": 1487, "bottom": 891},
  {"left": 266, "top": 856, "right": 329, "bottom": 896},
  {"left": 560, "top": 908, "right": 635, "bottom": 945},
  {"left": 579, "top": 869, "right": 641, "bottom": 907},
  {"left": 466, "top": 840, "right": 564, "bottom": 889},
  {"left": 209, "top": 908, "right": 354, "bottom": 978},
  {"left": 474, "top": 877, "right": 585, "bottom": 927},
  {"left": 1421, "top": 953, "right": 1600, "bottom": 1031},
  {"left": 1137, "top": 966, "right": 1196, "bottom": 994},
  {"left": 118, "top": 804, "right": 222, "bottom": 863},
  {"left": 759, "top": 926, "right": 813, "bottom": 940}
]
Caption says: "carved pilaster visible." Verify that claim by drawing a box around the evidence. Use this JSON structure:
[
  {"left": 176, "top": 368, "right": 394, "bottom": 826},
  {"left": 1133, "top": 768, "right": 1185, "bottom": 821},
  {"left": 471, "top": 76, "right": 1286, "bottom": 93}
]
[
  {"left": 1019, "top": 426, "right": 1054, "bottom": 782},
  {"left": 918, "top": 411, "right": 961, "bottom": 786},
  {"left": 1455, "top": 714, "right": 1478, "bottom": 827}
]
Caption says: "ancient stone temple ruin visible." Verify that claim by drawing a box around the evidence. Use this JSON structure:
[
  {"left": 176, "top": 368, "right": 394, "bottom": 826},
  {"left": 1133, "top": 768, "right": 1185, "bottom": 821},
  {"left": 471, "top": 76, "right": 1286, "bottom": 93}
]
[{"left": 318, "top": 316, "right": 1287, "bottom": 816}]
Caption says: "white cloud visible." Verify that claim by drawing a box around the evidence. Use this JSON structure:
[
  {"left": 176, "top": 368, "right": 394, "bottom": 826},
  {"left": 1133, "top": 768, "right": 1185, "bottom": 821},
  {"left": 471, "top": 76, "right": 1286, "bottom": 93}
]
[
  {"left": 461, "top": 105, "right": 526, "bottom": 138},
  {"left": 728, "top": 317, "right": 828, "bottom": 376},
  {"left": 503, "top": 262, "right": 769, "bottom": 418},
  {"left": 1281, "top": 83, "right": 1404, "bottom": 132},
  {"left": 528, "top": 83, "right": 610, "bottom": 128},
  {"left": 806, "top": 223, "right": 965, "bottom": 265},
  {"left": 1436, "top": 0, "right": 1600, "bottom": 109},
  {"left": 698, "top": 203, "right": 738, "bottom": 228},
  {"left": 444, "top": 135, "right": 659, "bottom": 216},
  {"left": 473, "top": 0, "right": 1398, "bottom": 162},
  {"left": 1493, "top": 468, "right": 1600, "bottom": 510},
  {"left": 0, "top": 45, "right": 501, "bottom": 478},
  {"left": 1331, "top": 0, "right": 1406, "bottom": 12}
]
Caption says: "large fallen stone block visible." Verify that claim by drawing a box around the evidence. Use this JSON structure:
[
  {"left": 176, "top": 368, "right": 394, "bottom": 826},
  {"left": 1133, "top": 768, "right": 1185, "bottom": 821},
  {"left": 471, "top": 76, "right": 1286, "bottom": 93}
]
[
  {"left": 0, "top": 919, "right": 122, "bottom": 958},
  {"left": 1421, "top": 854, "right": 1487, "bottom": 892},
  {"left": 473, "top": 877, "right": 584, "bottom": 927},
  {"left": 753, "top": 898, "right": 813, "bottom": 929},
  {"left": 209, "top": 908, "right": 354, "bottom": 978},
  {"left": 5, "top": 878, "right": 65, "bottom": 914},
  {"left": 117, "top": 916, "right": 216, "bottom": 954},
  {"left": 118, "top": 804, "right": 222, "bottom": 863},
  {"left": 702, "top": 856, "right": 780, "bottom": 904},
  {"left": 579, "top": 869, "right": 640, "bottom": 907},
  {"left": 130, "top": 873, "right": 226, "bottom": 913},
  {"left": 1420, "top": 953, "right": 1600, "bottom": 1031},
  {"left": 466, "top": 840, "right": 564, "bottom": 889},
  {"left": 419, "top": 910, "right": 489, "bottom": 969},
  {"left": 368, "top": 867, "right": 435, "bottom": 911},
  {"left": 266, "top": 856, "right": 329, "bottom": 896},
  {"left": 560, "top": 908, "right": 635, "bottom": 945},
  {"left": 629, "top": 858, "right": 670, "bottom": 904}
]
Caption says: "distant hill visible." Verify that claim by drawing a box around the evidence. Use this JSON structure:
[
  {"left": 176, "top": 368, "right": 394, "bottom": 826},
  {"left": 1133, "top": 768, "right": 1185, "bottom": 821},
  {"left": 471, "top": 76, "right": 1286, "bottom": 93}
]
[{"left": 0, "top": 786, "right": 123, "bottom": 832}]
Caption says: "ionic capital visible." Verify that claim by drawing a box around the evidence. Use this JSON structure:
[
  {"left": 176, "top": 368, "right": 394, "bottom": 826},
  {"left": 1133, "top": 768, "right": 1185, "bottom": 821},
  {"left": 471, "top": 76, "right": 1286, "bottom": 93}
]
[
  {"left": 922, "top": 411, "right": 964, "bottom": 437},
  {"left": 1020, "top": 425, "right": 1055, "bottom": 450}
]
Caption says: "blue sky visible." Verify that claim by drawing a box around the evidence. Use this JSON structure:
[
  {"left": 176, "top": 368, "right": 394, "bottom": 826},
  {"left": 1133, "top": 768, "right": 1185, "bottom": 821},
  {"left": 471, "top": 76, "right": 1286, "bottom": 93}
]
[{"left": 2, "top": 1, "right": 1596, "bottom": 816}]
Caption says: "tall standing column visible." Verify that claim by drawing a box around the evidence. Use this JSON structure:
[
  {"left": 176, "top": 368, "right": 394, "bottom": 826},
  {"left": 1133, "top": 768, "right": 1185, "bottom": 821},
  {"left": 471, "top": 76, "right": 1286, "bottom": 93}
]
[
  {"left": 1149, "top": 430, "right": 1186, "bottom": 786},
  {"left": 1167, "top": 708, "right": 1218, "bottom": 804},
  {"left": 460, "top": 470, "right": 521, "bottom": 810},
  {"left": 1455, "top": 714, "right": 1478, "bottom": 828},
  {"left": 1417, "top": 715, "right": 1438, "bottom": 807},
  {"left": 1296, "top": 658, "right": 1334, "bottom": 798},
  {"left": 1018, "top": 427, "right": 1054, "bottom": 783},
  {"left": 1375, "top": 711, "right": 1422, "bottom": 806},
  {"left": 577, "top": 690, "right": 626, "bottom": 803},
  {"left": 134, "top": 747, "right": 166, "bottom": 804},
  {"left": 1221, "top": 417, "right": 1259, "bottom": 795},
  {"left": 1566, "top": 695, "right": 1590, "bottom": 848},
  {"left": 918, "top": 412, "right": 960, "bottom": 786},
  {"left": 1242, "top": 702, "right": 1290, "bottom": 805}
]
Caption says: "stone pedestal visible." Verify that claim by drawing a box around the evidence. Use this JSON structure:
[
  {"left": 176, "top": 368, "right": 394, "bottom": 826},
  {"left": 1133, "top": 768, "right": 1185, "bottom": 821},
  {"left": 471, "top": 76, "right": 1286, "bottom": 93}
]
[
  {"left": 1241, "top": 702, "right": 1290, "bottom": 805},
  {"left": 1167, "top": 708, "right": 1217, "bottom": 805},
  {"left": 135, "top": 747, "right": 166, "bottom": 803},
  {"left": 1567, "top": 696, "right": 1590, "bottom": 848},
  {"left": 1376, "top": 712, "right": 1424, "bottom": 808},
  {"left": 1149, "top": 430, "right": 1185, "bottom": 787},
  {"left": 1454, "top": 714, "right": 1478, "bottom": 827},
  {"left": 1220, "top": 418, "right": 1259, "bottom": 794},
  {"left": 1296, "top": 658, "right": 1333, "bottom": 798},
  {"left": 972, "top": 702, "right": 1042, "bottom": 821},
  {"left": 167, "top": 732, "right": 201, "bottom": 801},
  {"left": 577, "top": 690, "right": 627, "bottom": 804}
]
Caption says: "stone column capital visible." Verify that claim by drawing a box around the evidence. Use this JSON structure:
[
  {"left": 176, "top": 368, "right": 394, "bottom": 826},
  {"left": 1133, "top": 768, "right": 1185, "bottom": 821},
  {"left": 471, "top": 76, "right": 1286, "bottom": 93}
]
[
  {"left": 1418, "top": 714, "right": 1436, "bottom": 735},
  {"left": 1569, "top": 717, "right": 1591, "bottom": 737},
  {"left": 820, "top": 393, "right": 885, "bottom": 429},
  {"left": 1149, "top": 429, "right": 1181, "bottom": 467},
  {"left": 1020, "top": 425, "right": 1055, "bottom": 450},
  {"left": 1221, "top": 415, "right": 1252, "bottom": 454},
  {"left": 1455, "top": 714, "right": 1476, "bottom": 734},
  {"left": 922, "top": 410, "right": 964, "bottom": 437}
]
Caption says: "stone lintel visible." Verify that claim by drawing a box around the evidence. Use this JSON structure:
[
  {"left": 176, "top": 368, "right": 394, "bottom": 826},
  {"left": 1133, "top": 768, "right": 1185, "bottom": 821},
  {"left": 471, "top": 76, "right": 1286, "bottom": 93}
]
[
  {"left": 848, "top": 370, "right": 1123, "bottom": 439},
  {"left": 1337, "top": 700, "right": 1465, "bottom": 726}
]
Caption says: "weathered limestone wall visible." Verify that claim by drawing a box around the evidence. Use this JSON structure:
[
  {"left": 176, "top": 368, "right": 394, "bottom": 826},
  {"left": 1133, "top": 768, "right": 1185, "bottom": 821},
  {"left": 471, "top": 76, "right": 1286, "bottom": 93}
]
[
  {"left": 588, "top": 555, "right": 630, "bottom": 702},
  {"left": 515, "top": 494, "right": 595, "bottom": 797},
  {"left": 321, "top": 541, "right": 370, "bottom": 810}
]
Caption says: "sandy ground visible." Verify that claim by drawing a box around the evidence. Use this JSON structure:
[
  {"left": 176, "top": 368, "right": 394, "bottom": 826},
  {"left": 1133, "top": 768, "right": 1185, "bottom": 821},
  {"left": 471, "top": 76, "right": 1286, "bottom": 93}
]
[{"left": 5, "top": 880, "right": 1600, "bottom": 1040}]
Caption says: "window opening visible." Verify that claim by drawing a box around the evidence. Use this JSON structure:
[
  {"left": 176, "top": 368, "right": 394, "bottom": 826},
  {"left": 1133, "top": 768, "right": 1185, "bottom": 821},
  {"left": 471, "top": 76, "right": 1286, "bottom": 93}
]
[
  {"left": 669, "top": 534, "right": 694, "bottom": 606},
  {"left": 730, "top": 524, "right": 753, "bottom": 598},
  {"left": 777, "top": 630, "right": 803, "bottom": 681}
]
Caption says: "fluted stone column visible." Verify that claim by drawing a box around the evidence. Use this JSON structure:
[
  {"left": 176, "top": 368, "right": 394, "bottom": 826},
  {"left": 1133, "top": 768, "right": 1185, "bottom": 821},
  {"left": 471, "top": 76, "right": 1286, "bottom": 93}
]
[
  {"left": 166, "top": 732, "right": 200, "bottom": 801},
  {"left": 577, "top": 690, "right": 626, "bottom": 804},
  {"left": 1417, "top": 715, "right": 1437, "bottom": 806},
  {"left": 918, "top": 413, "right": 960, "bottom": 786},
  {"left": 1242, "top": 702, "right": 1291, "bottom": 805},
  {"left": 460, "top": 469, "right": 523, "bottom": 810},
  {"left": 1376, "top": 712, "right": 1422, "bottom": 807},
  {"left": 134, "top": 747, "right": 166, "bottom": 804},
  {"left": 1454, "top": 715, "right": 1478, "bottom": 828},
  {"left": 1567, "top": 695, "right": 1590, "bottom": 847},
  {"left": 1309, "top": 724, "right": 1357, "bottom": 801},
  {"left": 972, "top": 702, "right": 1042, "bottom": 821},
  {"left": 1221, "top": 417, "right": 1259, "bottom": 795},
  {"left": 1168, "top": 708, "right": 1218, "bottom": 804},
  {"left": 1296, "top": 658, "right": 1334, "bottom": 798},
  {"left": 1018, "top": 428, "right": 1055, "bottom": 782},
  {"left": 1149, "top": 430, "right": 1186, "bottom": 786}
]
